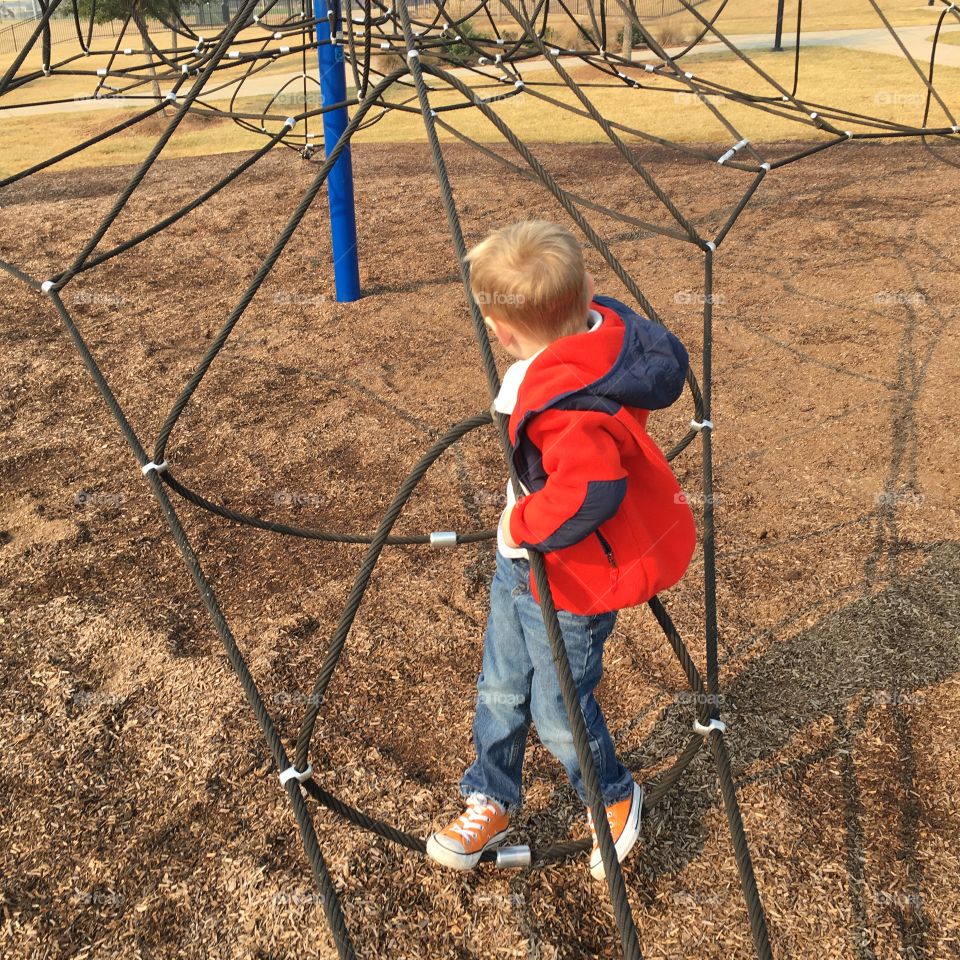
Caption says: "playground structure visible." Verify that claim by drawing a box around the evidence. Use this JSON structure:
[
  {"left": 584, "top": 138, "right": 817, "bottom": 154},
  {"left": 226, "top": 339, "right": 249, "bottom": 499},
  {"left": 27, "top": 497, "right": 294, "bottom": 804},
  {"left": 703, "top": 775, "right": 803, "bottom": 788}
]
[{"left": 1, "top": 1, "right": 959, "bottom": 957}]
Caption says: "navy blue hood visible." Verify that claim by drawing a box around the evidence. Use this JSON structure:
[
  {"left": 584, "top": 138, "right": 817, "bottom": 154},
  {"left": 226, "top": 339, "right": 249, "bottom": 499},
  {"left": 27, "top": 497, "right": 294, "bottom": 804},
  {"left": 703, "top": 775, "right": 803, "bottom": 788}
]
[{"left": 587, "top": 295, "right": 689, "bottom": 410}]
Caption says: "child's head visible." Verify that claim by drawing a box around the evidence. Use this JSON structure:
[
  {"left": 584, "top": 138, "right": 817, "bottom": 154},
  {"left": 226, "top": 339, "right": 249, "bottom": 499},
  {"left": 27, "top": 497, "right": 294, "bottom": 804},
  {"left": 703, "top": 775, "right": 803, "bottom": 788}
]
[{"left": 466, "top": 220, "right": 593, "bottom": 357}]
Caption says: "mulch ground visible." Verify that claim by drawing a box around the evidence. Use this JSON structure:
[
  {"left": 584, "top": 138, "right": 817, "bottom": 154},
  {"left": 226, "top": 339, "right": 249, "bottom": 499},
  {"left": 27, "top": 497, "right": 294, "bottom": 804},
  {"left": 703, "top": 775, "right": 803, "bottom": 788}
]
[{"left": 0, "top": 137, "right": 958, "bottom": 960}]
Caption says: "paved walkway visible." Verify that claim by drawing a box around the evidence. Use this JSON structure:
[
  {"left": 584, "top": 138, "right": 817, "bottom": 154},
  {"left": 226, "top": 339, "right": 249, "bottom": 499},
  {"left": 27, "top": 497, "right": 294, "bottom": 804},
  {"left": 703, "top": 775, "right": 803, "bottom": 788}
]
[
  {"left": 1, "top": 20, "right": 958, "bottom": 118},
  {"left": 688, "top": 23, "right": 960, "bottom": 68}
]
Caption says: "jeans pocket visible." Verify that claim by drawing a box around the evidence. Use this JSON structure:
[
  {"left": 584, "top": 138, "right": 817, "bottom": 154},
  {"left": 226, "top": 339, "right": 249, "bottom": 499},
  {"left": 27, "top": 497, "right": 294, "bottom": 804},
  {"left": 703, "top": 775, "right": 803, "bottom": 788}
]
[
  {"left": 511, "top": 563, "right": 529, "bottom": 596},
  {"left": 590, "top": 612, "right": 617, "bottom": 646}
]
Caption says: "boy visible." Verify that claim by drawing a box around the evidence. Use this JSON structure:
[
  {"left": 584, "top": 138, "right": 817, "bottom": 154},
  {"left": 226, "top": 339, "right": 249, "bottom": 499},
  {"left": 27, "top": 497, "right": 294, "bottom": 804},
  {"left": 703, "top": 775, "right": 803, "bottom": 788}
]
[{"left": 426, "top": 221, "right": 696, "bottom": 879}]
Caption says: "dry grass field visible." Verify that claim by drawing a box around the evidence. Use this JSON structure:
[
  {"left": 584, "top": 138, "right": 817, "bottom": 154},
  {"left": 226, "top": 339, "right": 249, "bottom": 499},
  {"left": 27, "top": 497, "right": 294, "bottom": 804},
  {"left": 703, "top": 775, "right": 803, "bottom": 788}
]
[{"left": 2, "top": 0, "right": 959, "bottom": 175}]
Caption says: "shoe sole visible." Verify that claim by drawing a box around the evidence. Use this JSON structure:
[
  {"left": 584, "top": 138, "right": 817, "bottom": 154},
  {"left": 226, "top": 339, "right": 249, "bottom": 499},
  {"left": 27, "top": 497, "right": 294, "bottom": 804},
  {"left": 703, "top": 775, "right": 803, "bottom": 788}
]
[
  {"left": 590, "top": 782, "right": 644, "bottom": 880},
  {"left": 426, "top": 828, "right": 511, "bottom": 871}
]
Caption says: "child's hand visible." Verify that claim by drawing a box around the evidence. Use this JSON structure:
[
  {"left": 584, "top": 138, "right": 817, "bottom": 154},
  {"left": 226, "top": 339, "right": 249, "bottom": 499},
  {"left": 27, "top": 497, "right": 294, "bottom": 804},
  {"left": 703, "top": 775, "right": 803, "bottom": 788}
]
[{"left": 500, "top": 503, "right": 520, "bottom": 549}]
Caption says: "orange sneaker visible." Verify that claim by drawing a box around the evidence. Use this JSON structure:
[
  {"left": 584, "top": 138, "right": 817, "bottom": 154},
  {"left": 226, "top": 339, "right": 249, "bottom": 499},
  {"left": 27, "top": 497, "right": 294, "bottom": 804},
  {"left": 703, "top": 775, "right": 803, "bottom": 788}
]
[
  {"left": 426, "top": 793, "right": 511, "bottom": 870},
  {"left": 586, "top": 782, "right": 644, "bottom": 880}
]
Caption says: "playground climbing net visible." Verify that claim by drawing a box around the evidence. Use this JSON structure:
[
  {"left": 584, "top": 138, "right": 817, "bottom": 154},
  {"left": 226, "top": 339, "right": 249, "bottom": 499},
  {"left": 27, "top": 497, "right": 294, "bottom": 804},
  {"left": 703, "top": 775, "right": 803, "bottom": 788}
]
[{"left": 2, "top": 0, "right": 959, "bottom": 957}]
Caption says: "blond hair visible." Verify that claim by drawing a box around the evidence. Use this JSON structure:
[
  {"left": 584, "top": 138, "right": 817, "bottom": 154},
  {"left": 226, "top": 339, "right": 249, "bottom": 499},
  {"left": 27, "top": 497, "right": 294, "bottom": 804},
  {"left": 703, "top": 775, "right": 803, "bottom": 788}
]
[{"left": 466, "top": 221, "right": 590, "bottom": 340}]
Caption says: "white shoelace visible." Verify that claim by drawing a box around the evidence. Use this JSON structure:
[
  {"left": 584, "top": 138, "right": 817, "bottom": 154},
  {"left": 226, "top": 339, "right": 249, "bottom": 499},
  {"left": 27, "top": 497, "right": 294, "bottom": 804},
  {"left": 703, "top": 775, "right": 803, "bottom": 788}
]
[{"left": 450, "top": 793, "right": 502, "bottom": 842}]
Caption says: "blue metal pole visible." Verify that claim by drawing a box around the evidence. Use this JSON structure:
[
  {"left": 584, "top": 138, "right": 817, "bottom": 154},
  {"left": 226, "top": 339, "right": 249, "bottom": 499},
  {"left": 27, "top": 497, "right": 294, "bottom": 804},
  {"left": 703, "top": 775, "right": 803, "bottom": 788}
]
[{"left": 313, "top": 0, "right": 361, "bottom": 301}]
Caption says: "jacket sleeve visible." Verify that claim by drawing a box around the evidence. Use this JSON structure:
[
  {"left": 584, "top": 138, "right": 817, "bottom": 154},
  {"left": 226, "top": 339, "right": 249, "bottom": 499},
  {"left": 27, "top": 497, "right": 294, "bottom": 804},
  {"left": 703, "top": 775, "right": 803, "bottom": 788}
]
[{"left": 508, "top": 408, "right": 628, "bottom": 552}]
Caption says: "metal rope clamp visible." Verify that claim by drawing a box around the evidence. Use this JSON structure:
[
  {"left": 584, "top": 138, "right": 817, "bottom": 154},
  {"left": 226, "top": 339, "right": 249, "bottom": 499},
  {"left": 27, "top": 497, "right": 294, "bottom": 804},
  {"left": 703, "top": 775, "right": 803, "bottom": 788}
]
[
  {"left": 141, "top": 459, "right": 169, "bottom": 476},
  {"left": 495, "top": 844, "right": 532, "bottom": 868},
  {"left": 278, "top": 763, "right": 313, "bottom": 786},
  {"left": 692, "top": 717, "right": 727, "bottom": 737},
  {"left": 718, "top": 138, "right": 749, "bottom": 165}
]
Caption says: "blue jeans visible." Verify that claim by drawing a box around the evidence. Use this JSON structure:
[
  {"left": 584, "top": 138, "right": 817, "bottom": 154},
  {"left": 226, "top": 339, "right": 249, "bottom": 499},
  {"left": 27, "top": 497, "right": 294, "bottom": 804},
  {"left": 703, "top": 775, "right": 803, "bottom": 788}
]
[{"left": 460, "top": 551, "right": 634, "bottom": 814}]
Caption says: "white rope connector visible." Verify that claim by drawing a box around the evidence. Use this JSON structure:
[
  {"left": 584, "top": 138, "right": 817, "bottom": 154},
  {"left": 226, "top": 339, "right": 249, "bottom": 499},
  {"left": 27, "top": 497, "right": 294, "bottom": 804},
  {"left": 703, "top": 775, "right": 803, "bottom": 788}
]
[
  {"left": 478, "top": 56, "right": 488, "bottom": 65},
  {"left": 692, "top": 718, "right": 727, "bottom": 737},
  {"left": 809, "top": 111, "right": 819, "bottom": 120},
  {"left": 644, "top": 63, "right": 655, "bottom": 72},
  {"left": 952, "top": 125, "right": 960, "bottom": 134},
  {"left": 181, "top": 65, "right": 190, "bottom": 74},
  {"left": 96, "top": 68, "right": 107, "bottom": 76},
  {"left": 761, "top": 161, "right": 771, "bottom": 171},
  {"left": 845, "top": 130, "right": 854, "bottom": 139},
  {"left": 123, "top": 48, "right": 133, "bottom": 55},
  {"left": 228, "top": 51, "right": 240, "bottom": 58},
  {"left": 274, "top": 31, "right": 283, "bottom": 40},
  {"left": 705, "top": 241, "right": 716, "bottom": 252},
  {"left": 684, "top": 71, "right": 694, "bottom": 79},
  {"left": 406, "top": 48, "right": 419, "bottom": 60},
  {"left": 494, "top": 53, "right": 502, "bottom": 64},
  {"left": 279, "top": 46, "right": 290, "bottom": 54},
  {"left": 514, "top": 79, "right": 524, "bottom": 89},
  {"left": 380, "top": 41, "right": 391, "bottom": 49},
  {"left": 141, "top": 460, "right": 169, "bottom": 476},
  {"left": 164, "top": 92, "right": 177, "bottom": 103},
  {"left": 690, "top": 419, "right": 714, "bottom": 432},
  {"left": 430, "top": 531, "right": 458, "bottom": 548},
  {"left": 496, "top": 37, "right": 504, "bottom": 45},
  {"left": 284, "top": 117, "right": 297, "bottom": 129},
  {"left": 549, "top": 47, "right": 560, "bottom": 56},
  {"left": 717, "top": 138, "right": 749, "bottom": 165},
  {"left": 278, "top": 764, "right": 313, "bottom": 786},
  {"left": 41, "top": 280, "right": 55, "bottom": 293},
  {"left": 253, "top": 13, "right": 260, "bottom": 22}
]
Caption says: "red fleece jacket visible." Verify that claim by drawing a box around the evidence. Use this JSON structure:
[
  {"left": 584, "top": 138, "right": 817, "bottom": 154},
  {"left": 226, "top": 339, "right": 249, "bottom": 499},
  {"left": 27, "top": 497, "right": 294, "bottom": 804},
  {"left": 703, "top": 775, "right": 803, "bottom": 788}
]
[{"left": 505, "top": 296, "right": 697, "bottom": 615}]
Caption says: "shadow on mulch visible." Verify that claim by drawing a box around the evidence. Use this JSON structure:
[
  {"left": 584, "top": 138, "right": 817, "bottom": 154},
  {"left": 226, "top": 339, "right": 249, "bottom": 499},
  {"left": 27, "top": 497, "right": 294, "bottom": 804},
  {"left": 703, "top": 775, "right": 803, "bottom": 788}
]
[{"left": 629, "top": 539, "right": 958, "bottom": 959}]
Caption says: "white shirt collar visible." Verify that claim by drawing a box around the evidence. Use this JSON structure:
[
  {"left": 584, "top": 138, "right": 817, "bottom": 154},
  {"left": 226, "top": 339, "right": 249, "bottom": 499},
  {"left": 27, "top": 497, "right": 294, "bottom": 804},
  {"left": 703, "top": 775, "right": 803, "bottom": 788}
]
[{"left": 493, "top": 309, "right": 603, "bottom": 415}]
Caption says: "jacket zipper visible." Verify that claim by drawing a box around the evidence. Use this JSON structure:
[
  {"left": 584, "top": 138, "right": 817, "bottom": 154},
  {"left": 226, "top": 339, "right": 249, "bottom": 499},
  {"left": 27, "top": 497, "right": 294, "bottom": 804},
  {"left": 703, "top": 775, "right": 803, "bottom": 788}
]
[{"left": 595, "top": 529, "right": 616, "bottom": 567}]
